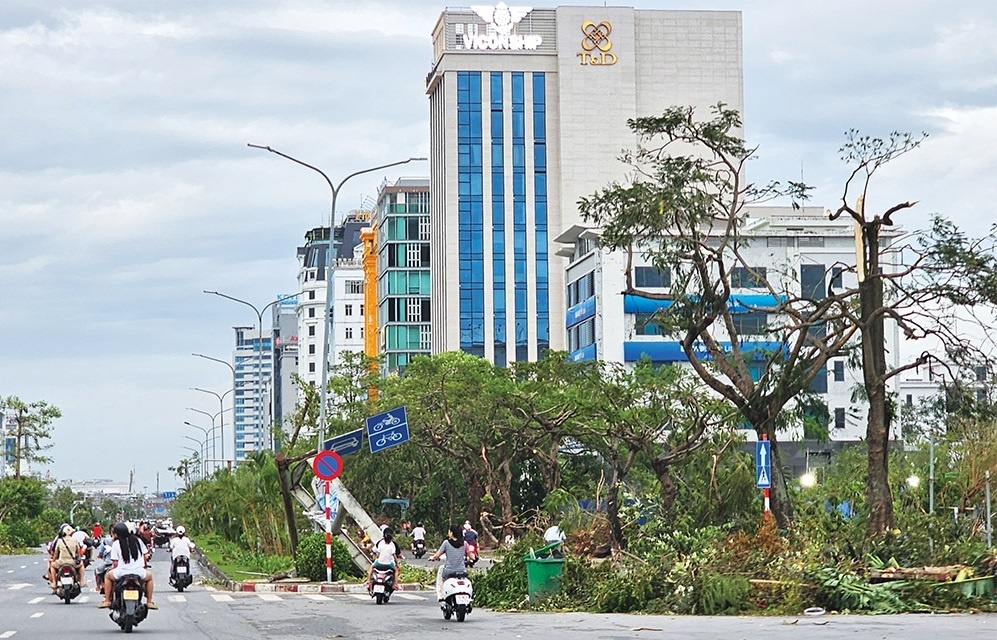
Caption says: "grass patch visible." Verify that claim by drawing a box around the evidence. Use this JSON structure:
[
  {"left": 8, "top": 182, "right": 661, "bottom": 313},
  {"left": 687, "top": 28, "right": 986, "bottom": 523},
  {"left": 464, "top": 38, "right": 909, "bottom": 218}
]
[{"left": 197, "top": 534, "right": 295, "bottom": 581}]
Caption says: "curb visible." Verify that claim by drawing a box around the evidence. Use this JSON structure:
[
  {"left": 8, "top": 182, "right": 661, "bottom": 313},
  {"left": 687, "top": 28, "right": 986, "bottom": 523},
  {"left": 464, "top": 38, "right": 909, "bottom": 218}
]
[{"left": 232, "top": 581, "right": 429, "bottom": 593}]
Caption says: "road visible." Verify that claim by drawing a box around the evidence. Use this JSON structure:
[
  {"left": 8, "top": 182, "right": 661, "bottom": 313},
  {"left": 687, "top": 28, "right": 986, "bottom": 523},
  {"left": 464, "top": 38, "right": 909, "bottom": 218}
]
[{"left": 3, "top": 550, "right": 997, "bottom": 639}]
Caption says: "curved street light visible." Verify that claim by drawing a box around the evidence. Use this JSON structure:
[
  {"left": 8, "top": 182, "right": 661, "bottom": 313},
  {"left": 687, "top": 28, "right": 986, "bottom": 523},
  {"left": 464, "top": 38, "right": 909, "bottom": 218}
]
[
  {"left": 183, "top": 421, "right": 210, "bottom": 477},
  {"left": 191, "top": 387, "right": 234, "bottom": 464},
  {"left": 186, "top": 406, "right": 219, "bottom": 468},
  {"left": 202, "top": 291, "right": 302, "bottom": 457},
  {"left": 247, "top": 143, "right": 427, "bottom": 450}
]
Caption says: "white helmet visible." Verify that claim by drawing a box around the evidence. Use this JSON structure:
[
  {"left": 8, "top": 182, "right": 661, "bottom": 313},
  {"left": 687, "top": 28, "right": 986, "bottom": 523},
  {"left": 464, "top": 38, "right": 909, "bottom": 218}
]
[{"left": 176, "top": 526, "right": 186, "bottom": 535}]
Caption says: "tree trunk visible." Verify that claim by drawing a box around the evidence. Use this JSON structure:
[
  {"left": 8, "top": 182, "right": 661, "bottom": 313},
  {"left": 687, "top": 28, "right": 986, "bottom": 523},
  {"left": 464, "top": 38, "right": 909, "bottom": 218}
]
[
  {"left": 465, "top": 470, "right": 486, "bottom": 527},
  {"left": 605, "top": 467, "right": 626, "bottom": 551},
  {"left": 649, "top": 457, "right": 678, "bottom": 518},
  {"left": 495, "top": 461, "right": 516, "bottom": 542},
  {"left": 860, "top": 223, "right": 895, "bottom": 537},
  {"left": 274, "top": 453, "right": 299, "bottom": 553}
]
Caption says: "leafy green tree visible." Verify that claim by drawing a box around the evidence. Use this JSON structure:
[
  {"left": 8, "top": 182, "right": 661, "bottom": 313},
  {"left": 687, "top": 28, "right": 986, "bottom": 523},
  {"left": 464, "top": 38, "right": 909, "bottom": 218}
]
[
  {"left": 1, "top": 396, "right": 61, "bottom": 477},
  {"left": 577, "top": 104, "right": 849, "bottom": 529},
  {"left": 0, "top": 476, "right": 47, "bottom": 522}
]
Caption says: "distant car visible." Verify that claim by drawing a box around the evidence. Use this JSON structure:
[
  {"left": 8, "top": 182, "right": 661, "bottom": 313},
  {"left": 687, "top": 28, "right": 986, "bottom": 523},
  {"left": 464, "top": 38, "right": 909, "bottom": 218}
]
[{"left": 154, "top": 526, "right": 176, "bottom": 548}]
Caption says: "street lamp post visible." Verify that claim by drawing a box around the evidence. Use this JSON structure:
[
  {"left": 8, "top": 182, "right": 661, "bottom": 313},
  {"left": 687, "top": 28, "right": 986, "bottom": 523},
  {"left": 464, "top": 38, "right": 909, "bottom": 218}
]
[
  {"left": 183, "top": 421, "right": 210, "bottom": 477},
  {"left": 192, "top": 352, "right": 236, "bottom": 458},
  {"left": 247, "top": 143, "right": 426, "bottom": 450},
  {"left": 186, "top": 406, "right": 219, "bottom": 470},
  {"left": 179, "top": 446, "right": 200, "bottom": 485},
  {"left": 203, "top": 291, "right": 302, "bottom": 457},
  {"left": 191, "top": 387, "right": 233, "bottom": 465},
  {"left": 182, "top": 434, "right": 206, "bottom": 479}
]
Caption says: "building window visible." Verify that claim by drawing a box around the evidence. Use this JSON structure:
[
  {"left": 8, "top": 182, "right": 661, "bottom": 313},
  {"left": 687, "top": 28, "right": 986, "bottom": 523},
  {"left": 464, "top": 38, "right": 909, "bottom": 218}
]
[
  {"left": 976, "top": 366, "right": 988, "bottom": 382},
  {"left": 830, "top": 267, "right": 844, "bottom": 290},
  {"left": 345, "top": 327, "right": 353, "bottom": 339},
  {"left": 345, "top": 304, "right": 353, "bottom": 316},
  {"left": 346, "top": 280, "right": 363, "bottom": 294},
  {"left": 798, "top": 236, "right": 825, "bottom": 248},
  {"left": 833, "top": 360, "right": 845, "bottom": 382},
  {"left": 309, "top": 290, "right": 316, "bottom": 300},
  {"left": 634, "top": 266, "right": 671, "bottom": 288},
  {"left": 834, "top": 408, "right": 846, "bottom": 430},
  {"left": 731, "top": 266, "right": 767, "bottom": 288},
  {"left": 732, "top": 312, "right": 767, "bottom": 335},
  {"left": 906, "top": 394, "right": 913, "bottom": 406},
  {"left": 308, "top": 308, "right": 315, "bottom": 318},
  {"left": 308, "top": 363, "right": 315, "bottom": 373},
  {"left": 635, "top": 313, "right": 668, "bottom": 336},
  {"left": 308, "top": 344, "right": 315, "bottom": 355},
  {"left": 360, "top": 304, "right": 364, "bottom": 317},
  {"left": 568, "top": 272, "right": 595, "bottom": 306},
  {"left": 308, "top": 326, "right": 316, "bottom": 337}
]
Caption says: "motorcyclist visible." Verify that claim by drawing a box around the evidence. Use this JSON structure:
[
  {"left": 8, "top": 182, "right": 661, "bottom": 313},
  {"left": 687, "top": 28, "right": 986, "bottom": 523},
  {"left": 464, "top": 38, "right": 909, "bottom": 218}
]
[
  {"left": 48, "top": 523, "right": 85, "bottom": 590},
  {"left": 430, "top": 524, "right": 468, "bottom": 600},
  {"left": 93, "top": 535, "right": 114, "bottom": 594},
  {"left": 411, "top": 521, "right": 426, "bottom": 552},
  {"left": 462, "top": 521, "right": 478, "bottom": 545},
  {"left": 367, "top": 527, "right": 402, "bottom": 589},
  {"left": 169, "top": 526, "right": 196, "bottom": 579},
  {"left": 97, "top": 521, "right": 157, "bottom": 610}
]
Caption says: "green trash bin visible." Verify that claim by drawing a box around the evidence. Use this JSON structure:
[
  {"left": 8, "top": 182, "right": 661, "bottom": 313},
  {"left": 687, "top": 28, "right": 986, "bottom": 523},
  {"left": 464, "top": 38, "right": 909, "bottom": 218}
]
[{"left": 523, "top": 542, "right": 566, "bottom": 598}]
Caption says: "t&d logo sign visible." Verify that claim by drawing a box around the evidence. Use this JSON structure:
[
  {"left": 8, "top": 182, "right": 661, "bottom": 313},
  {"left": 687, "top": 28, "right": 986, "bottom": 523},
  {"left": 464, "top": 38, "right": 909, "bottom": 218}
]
[{"left": 578, "top": 21, "right": 617, "bottom": 66}]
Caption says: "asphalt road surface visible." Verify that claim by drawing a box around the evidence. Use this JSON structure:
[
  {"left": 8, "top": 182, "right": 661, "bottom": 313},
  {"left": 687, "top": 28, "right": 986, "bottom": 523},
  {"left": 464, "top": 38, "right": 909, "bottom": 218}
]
[{"left": 4, "top": 550, "right": 997, "bottom": 639}]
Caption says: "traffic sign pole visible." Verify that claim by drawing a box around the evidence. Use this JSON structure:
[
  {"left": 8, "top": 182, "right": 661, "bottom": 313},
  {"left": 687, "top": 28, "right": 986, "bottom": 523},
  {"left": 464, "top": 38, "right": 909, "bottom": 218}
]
[
  {"left": 761, "top": 434, "right": 771, "bottom": 518},
  {"left": 325, "top": 480, "right": 333, "bottom": 583}
]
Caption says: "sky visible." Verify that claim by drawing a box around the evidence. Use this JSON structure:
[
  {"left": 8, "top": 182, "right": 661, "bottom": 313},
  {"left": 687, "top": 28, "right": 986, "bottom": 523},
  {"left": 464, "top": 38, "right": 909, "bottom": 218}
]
[{"left": 1, "top": 1, "right": 995, "bottom": 493}]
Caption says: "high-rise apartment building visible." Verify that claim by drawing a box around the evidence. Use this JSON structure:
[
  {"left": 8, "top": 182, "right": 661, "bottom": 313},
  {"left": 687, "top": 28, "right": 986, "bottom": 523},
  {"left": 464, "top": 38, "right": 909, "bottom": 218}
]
[
  {"left": 232, "top": 325, "right": 272, "bottom": 462},
  {"left": 266, "top": 297, "right": 299, "bottom": 451},
  {"left": 427, "top": 4, "right": 742, "bottom": 365},
  {"left": 294, "top": 214, "right": 371, "bottom": 392},
  {"left": 374, "top": 178, "right": 432, "bottom": 374}
]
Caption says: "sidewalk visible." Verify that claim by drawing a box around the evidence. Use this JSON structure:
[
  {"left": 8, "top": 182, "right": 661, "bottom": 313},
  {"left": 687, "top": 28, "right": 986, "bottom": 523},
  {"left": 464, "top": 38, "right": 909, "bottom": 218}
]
[{"left": 231, "top": 580, "right": 428, "bottom": 593}]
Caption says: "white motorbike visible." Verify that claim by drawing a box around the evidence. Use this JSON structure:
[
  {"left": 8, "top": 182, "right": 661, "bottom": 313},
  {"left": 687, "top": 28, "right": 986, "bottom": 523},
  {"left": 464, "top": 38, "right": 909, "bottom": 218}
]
[{"left": 438, "top": 568, "right": 473, "bottom": 622}]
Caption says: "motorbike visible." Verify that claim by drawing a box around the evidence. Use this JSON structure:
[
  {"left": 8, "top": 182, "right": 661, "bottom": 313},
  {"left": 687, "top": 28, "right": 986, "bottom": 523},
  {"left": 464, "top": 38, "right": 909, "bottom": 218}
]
[
  {"left": 169, "top": 555, "right": 193, "bottom": 592},
  {"left": 108, "top": 573, "right": 149, "bottom": 633},
  {"left": 412, "top": 539, "right": 427, "bottom": 559},
  {"left": 368, "top": 564, "right": 395, "bottom": 604},
  {"left": 464, "top": 541, "right": 479, "bottom": 568},
  {"left": 53, "top": 563, "right": 82, "bottom": 604},
  {"left": 439, "top": 570, "right": 473, "bottom": 622}
]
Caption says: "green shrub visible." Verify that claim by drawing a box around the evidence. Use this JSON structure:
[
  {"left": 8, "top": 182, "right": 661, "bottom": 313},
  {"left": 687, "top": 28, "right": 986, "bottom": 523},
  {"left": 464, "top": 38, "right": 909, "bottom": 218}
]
[
  {"left": 7, "top": 519, "right": 41, "bottom": 548},
  {"left": 696, "top": 573, "right": 751, "bottom": 614},
  {"left": 294, "top": 533, "right": 364, "bottom": 582}
]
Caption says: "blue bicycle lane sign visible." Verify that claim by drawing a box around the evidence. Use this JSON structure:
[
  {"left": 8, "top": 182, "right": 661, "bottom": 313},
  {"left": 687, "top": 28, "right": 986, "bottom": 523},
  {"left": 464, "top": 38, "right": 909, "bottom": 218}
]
[{"left": 366, "top": 406, "right": 409, "bottom": 454}]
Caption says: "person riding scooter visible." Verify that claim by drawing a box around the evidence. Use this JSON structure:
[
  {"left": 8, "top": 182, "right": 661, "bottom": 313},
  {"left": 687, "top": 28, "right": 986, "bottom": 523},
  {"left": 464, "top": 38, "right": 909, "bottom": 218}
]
[
  {"left": 367, "top": 527, "right": 402, "bottom": 589},
  {"left": 97, "top": 522, "right": 157, "bottom": 610},
  {"left": 430, "top": 524, "right": 468, "bottom": 601},
  {"left": 48, "top": 524, "right": 86, "bottom": 590},
  {"left": 169, "top": 526, "right": 195, "bottom": 581}
]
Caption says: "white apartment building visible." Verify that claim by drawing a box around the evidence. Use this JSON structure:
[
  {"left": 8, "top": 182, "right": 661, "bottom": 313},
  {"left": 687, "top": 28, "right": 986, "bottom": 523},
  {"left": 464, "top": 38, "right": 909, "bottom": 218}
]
[
  {"left": 294, "top": 215, "right": 370, "bottom": 392},
  {"left": 554, "top": 206, "right": 905, "bottom": 443},
  {"left": 427, "top": 4, "right": 743, "bottom": 365}
]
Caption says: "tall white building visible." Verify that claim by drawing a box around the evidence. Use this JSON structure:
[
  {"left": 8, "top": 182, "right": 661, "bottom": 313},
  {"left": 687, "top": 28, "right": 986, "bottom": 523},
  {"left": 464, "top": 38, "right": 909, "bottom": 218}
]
[
  {"left": 294, "top": 214, "right": 370, "bottom": 393},
  {"left": 427, "top": 4, "right": 743, "bottom": 365},
  {"left": 554, "top": 206, "right": 904, "bottom": 443}
]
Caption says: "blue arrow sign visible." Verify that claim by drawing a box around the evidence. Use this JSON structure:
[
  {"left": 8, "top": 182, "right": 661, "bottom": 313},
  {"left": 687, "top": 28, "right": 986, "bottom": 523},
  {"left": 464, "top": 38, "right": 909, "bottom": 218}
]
[
  {"left": 323, "top": 427, "right": 364, "bottom": 457},
  {"left": 162, "top": 491, "right": 177, "bottom": 500},
  {"left": 366, "top": 407, "right": 409, "bottom": 453},
  {"left": 755, "top": 440, "right": 771, "bottom": 488}
]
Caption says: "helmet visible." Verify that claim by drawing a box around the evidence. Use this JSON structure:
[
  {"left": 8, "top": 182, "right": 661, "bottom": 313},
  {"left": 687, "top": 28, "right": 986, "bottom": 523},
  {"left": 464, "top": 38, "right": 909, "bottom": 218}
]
[
  {"left": 59, "top": 523, "right": 74, "bottom": 537},
  {"left": 383, "top": 527, "right": 394, "bottom": 538},
  {"left": 176, "top": 526, "right": 186, "bottom": 535},
  {"left": 463, "top": 521, "right": 471, "bottom": 529},
  {"left": 112, "top": 522, "right": 129, "bottom": 538},
  {"left": 416, "top": 521, "right": 423, "bottom": 527},
  {"left": 126, "top": 521, "right": 137, "bottom": 535}
]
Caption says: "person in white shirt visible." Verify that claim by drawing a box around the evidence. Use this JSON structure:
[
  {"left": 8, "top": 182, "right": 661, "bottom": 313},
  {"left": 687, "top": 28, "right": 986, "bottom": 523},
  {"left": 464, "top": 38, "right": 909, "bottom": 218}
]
[
  {"left": 367, "top": 528, "right": 402, "bottom": 589},
  {"left": 411, "top": 522, "right": 426, "bottom": 552},
  {"left": 98, "top": 522, "right": 157, "bottom": 610},
  {"left": 169, "top": 526, "right": 195, "bottom": 560},
  {"left": 169, "top": 526, "right": 195, "bottom": 579}
]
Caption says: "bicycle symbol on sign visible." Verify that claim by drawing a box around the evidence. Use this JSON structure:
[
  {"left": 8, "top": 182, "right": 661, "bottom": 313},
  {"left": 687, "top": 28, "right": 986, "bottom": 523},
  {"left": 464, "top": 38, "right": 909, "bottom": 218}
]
[
  {"left": 374, "top": 430, "right": 405, "bottom": 449},
  {"left": 370, "top": 413, "right": 401, "bottom": 433}
]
